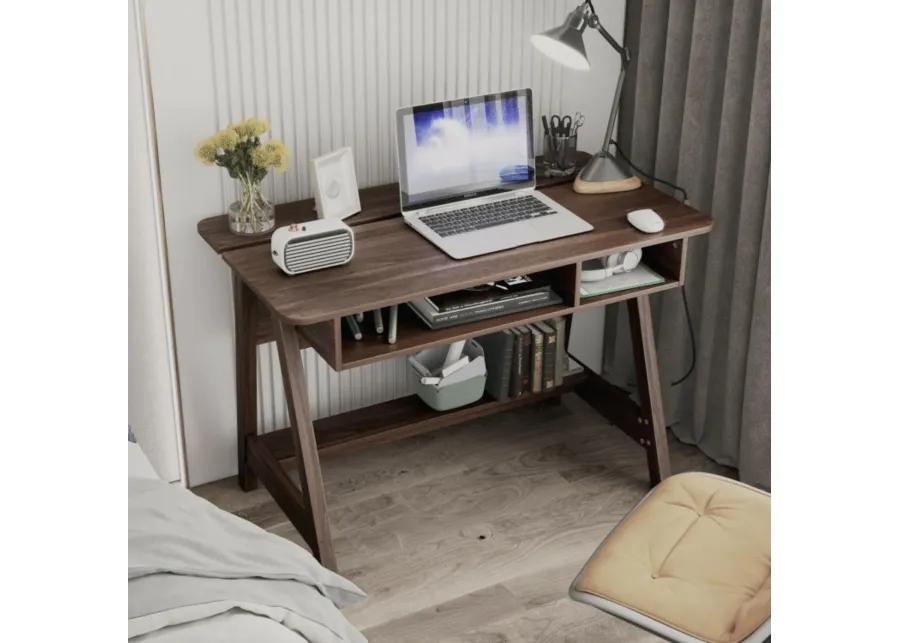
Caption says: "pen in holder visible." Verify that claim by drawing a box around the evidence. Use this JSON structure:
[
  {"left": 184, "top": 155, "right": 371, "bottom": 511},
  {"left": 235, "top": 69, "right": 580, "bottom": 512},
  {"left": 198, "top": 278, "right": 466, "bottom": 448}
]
[{"left": 543, "top": 133, "right": 578, "bottom": 176}]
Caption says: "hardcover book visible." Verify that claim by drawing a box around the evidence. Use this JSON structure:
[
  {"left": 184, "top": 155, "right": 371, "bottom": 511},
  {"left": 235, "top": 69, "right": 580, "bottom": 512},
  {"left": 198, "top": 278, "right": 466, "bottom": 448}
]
[
  {"left": 552, "top": 316, "right": 567, "bottom": 387},
  {"left": 536, "top": 320, "right": 557, "bottom": 390},
  {"left": 519, "top": 325, "right": 533, "bottom": 394},
  {"left": 478, "top": 330, "right": 515, "bottom": 402},
  {"left": 425, "top": 275, "right": 552, "bottom": 312},
  {"left": 528, "top": 324, "right": 544, "bottom": 394},
  {"left": 509, "top": 327, "right": 524, "bottom": 398},
  {"left": 407, "top": 290, "right": 562, "bottom": 329}
]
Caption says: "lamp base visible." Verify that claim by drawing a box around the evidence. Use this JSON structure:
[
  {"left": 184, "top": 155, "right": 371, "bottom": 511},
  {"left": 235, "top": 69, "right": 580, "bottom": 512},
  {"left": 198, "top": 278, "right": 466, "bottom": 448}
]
[{"left": 573, "top": 151, "right": 642, "bottom": 194}]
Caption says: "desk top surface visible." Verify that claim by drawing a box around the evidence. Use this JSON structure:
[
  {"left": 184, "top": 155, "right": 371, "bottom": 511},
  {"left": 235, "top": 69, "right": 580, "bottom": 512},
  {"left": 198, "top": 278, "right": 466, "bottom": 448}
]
[
  {"left": 218, "top": 182, "right": 712, "bottom": 326},
  {"left": 198, "top": 154, "right": 592, "bottom": 255}
]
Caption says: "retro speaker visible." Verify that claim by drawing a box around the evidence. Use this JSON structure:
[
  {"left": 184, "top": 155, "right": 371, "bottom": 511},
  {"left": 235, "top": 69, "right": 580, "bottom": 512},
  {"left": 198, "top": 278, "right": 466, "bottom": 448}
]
[{"left": 270, "top": 219, "right": 355, "bottom": 276}]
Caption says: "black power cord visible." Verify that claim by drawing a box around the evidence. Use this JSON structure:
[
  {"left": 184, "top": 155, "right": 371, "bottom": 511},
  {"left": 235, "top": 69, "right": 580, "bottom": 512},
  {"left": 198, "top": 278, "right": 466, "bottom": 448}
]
[
  {"left": 609, "top": 139, "right": 690, "bottom": 203},
  {"left": 608, "top": 139, "right": 696, "bottom": 386},
  {"left": 671, "top": 286, "right": 696, "bottom": 386}
]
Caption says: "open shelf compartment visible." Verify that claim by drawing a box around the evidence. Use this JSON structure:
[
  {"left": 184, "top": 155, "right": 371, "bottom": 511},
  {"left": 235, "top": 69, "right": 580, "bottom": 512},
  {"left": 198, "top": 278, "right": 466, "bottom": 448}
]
[
  {"left": 574, "top": 238, "right": 686, "bottom": 311},
  {"left": 293, "top": 240, "right": 686, "bottom": 372},
  {"left": 338, "top": 264, "right": 579, "bottom": 369}
]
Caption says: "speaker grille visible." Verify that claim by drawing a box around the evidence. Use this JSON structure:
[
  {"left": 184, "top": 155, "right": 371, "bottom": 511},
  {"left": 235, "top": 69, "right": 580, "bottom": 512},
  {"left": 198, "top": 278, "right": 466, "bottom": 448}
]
[{"left": 283, "top": 229, "right": 353, "bottom": 274}]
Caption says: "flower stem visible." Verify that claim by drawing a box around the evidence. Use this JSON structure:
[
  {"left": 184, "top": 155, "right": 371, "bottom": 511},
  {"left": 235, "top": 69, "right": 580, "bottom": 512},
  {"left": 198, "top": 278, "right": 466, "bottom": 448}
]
[{"left": 235, "top": 174, "right": 269, "bottom": 234}]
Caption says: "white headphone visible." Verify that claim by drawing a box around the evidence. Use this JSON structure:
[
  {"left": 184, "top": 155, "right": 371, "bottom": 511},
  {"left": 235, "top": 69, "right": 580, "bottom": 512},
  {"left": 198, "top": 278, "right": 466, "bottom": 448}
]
[{"left": 581, "top": 249, "right": 642, "bottom": 282}]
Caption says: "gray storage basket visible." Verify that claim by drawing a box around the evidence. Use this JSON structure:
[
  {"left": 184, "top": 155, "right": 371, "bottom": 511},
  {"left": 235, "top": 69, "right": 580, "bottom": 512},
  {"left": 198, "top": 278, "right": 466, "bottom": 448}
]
[{"left": 408, "top": 339, "right": 487, "bottom": 411}]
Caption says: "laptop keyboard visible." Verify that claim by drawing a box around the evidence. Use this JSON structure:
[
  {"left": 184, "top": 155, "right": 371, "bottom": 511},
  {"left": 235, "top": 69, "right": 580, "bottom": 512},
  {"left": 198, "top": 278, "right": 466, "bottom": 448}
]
[{"left": 419, "top": 195, "right": 555, "bottom": 238}]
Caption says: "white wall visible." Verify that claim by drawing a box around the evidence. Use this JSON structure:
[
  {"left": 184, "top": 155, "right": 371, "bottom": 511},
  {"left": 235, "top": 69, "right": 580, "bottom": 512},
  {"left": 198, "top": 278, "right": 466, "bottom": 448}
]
[
  {"left": 129, "top": 0, "right": 184, "bottom": 482},
  {"left": 141, "top": 0, "right": 623, "bottom": 486}
]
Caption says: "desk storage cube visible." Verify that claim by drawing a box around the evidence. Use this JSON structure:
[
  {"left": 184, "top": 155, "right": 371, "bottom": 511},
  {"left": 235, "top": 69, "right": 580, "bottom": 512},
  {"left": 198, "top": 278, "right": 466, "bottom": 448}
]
[{"left": 408, "top": 339, "right": 487, "bottom": 411}]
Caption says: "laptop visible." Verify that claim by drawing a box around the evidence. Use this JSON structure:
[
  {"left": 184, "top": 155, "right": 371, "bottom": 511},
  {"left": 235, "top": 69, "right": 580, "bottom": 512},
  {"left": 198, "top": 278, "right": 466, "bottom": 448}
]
[{"left": 395, "top": 88, "right": 593, "bottom": 260}]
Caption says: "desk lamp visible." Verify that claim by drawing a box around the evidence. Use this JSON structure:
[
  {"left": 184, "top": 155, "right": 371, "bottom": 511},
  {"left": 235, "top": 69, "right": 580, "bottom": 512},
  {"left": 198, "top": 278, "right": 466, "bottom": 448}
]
[{"left": 531, "top": 1, "right": 641, "bottom": 194}]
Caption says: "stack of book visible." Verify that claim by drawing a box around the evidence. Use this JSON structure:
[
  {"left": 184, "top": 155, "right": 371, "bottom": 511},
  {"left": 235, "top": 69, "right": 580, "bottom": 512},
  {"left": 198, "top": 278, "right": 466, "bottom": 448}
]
[
  {"left": 478, "top": 316, "right": 574, "bottom": 401},
  {"left": 407, "top": 275, "right": 562, "bottom": 330}
]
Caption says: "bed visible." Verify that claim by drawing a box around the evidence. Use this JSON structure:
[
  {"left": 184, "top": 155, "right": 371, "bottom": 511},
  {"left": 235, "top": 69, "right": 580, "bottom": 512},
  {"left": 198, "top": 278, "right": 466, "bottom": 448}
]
[{"left": 128, "top": 443, "right": 367, "bottom": 642}]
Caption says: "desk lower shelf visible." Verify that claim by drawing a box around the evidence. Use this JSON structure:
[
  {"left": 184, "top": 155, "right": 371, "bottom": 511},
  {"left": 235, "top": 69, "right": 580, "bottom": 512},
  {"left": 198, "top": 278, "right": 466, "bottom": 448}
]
[
  {"left": 337, "top": 278, "right": 681, "bottom": 369},
  {"left": 252, "top": 370, "right": 588, "bottom": 461}
]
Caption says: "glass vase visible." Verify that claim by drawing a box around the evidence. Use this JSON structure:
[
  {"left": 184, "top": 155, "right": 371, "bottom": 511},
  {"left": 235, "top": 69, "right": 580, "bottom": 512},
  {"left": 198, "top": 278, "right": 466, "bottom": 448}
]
[{"left": 228, "top": 180, "right": 275, "bottom": 235}]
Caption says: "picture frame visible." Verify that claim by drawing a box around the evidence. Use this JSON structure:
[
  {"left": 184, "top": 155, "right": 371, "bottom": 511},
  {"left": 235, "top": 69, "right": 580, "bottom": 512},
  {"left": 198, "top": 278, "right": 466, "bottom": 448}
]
[{"left": 311, "top": 146, "right": 361, "bottom": 220}]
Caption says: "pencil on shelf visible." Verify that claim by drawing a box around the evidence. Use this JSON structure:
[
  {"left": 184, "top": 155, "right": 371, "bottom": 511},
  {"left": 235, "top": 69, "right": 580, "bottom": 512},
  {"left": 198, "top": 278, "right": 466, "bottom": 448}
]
[
  {"left": 344, "top": 316, "right": 362, "bottom": 341},
  {"left": 387, "top": 305, "right": 398, "bottom": 344},
  {"left": 373, "top": 308, "right": 384, "bottom": 334}
]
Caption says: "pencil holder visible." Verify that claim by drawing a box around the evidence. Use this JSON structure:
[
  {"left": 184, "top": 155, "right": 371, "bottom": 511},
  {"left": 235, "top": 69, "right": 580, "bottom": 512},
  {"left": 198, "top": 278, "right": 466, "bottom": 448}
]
[
  {"left": 408, "top": 339, "right": 487, "bottom": 411},
  {"left": 542, "top": 133, "right": 578, "bottom": 176}
]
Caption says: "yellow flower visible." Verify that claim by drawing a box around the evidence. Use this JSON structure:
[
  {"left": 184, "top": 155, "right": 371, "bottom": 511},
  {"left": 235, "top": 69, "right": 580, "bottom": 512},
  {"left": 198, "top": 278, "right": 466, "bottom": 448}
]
[
  {"left": 194, "top": 137, "right": 217, "bottom": 165},
  {"left": 231, "top": 119, "right": 251, "bottom": 140},
  {"left": 247, "top": 117, "right": 269, "bottom": 137},
  {"left": 275, "top": 150, "right": 289, "bottom": 171},
  {"left": 271, "top": 140, "right": 289, "bottom": 171},
  {"left": 228, "top": 121, "right": 247, "bottom": 140},
  {"left": 251, "top": 139, "right": 289, "bottom": 171},
  {"left": 213, "top": 127, "right": 239, "bottom": 150},
  {"left": 231, "top": 117, "right": 269, "bottom": 140}
]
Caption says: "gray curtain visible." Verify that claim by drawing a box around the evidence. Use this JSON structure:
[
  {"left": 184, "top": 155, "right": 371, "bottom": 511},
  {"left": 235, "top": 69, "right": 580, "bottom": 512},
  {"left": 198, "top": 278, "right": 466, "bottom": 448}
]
[{"left": 603, "top": 0, "right": 771, "bottom": 488}]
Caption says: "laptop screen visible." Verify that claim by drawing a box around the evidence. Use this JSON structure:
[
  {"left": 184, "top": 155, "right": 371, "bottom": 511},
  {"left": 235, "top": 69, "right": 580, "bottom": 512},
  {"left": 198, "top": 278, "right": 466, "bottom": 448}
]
[{"left": 396, "top": 89, "right": 535, "bottom": 211}]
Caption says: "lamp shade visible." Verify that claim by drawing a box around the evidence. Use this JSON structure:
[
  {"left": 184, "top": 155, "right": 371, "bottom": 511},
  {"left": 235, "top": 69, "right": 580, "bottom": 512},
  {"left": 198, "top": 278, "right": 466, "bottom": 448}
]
[{"left": 530, "top": 7, "right": 591, "bottom": 71}]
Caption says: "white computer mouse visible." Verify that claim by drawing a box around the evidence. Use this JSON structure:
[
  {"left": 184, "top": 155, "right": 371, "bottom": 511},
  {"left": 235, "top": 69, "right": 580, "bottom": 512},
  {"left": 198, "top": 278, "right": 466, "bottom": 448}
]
[{"left": 626, "top": 208, "right": 665, "bottom": 234}]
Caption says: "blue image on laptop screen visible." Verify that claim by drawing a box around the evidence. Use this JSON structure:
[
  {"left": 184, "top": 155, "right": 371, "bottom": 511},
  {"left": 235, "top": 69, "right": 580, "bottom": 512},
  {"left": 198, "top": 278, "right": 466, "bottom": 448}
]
[{"left": 400, "top": 91, "right": 534, "bottom": 208}]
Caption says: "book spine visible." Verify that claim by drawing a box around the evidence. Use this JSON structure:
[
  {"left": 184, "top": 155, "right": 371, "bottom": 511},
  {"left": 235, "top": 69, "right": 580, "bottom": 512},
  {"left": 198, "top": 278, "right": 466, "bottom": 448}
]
[
  {"left": 414, "top": 293, "right": 561, "bottom": 329},
  {"left": 481, "top": 331, "right": 514, "bottom": 402},
  {"left": 428, "top": 292, "right": 552, "bottom": 324},
  {"left": 509, "top": 329, "right": 523, "bottom": 398},
  {"left": 498, "top": 334, "right": 514, "bottom": 402},
  {"left": 520, "top": 327, "right": 532, "bottom": 394},
  {"left": 531, "top": 328, "right": 543, "bottom": 394},
  {"left": 553, "top": 317, "right": 566, "bottom": 387},
  {"left": 542, "top": 326, "right": 557, "bottom": 390},
  {"left": 406, "top": 302, "right": 435, "bottom": 328},
  {"left": 428, "top": 285, "right": 551, "bottom": 312}
]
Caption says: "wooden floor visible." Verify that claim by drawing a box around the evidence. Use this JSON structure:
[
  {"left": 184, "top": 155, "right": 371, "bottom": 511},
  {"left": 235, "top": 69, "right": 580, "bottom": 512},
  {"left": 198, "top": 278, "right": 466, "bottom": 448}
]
[{"left": 195, "top": 393, "right": 733, "bottom": 642}]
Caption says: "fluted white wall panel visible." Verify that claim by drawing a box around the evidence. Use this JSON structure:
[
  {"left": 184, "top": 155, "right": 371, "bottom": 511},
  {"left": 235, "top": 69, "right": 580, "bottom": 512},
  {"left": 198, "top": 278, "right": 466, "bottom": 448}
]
[{"left": 143, "top": 0, "right": 624, "bottom": 485}]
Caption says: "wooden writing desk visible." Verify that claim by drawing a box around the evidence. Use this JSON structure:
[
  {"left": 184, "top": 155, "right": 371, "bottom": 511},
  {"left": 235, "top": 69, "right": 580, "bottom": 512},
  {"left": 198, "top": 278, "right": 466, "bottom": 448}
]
[{"left": 199, "top": 156, "right": 712, "bottom": 570}]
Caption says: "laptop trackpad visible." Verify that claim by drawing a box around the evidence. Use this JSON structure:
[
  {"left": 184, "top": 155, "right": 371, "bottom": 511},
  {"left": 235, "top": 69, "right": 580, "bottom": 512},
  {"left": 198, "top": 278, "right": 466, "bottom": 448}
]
[
  {"left": 465, "top": 223, "right": 535, "bottom": 254},
  {"left": 528, "top": 211, "right": 588, "bottom": 239}
]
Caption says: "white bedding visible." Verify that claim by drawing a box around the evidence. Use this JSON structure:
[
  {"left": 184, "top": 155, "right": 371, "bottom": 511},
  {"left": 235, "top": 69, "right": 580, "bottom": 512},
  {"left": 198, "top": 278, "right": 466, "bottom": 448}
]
[
  {"left": 128, "top": 442, "right": 160, "bottom": 480},
  {"left": 128, "top": 444, "right": 366, "bottom": 642},
  {"left": 134, "top": 609, "right": 309, "bottom": 642}
]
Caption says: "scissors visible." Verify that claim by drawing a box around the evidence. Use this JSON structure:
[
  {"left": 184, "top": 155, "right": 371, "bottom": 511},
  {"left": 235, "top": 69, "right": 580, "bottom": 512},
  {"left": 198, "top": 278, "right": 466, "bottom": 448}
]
[
  {"left": 571, "top": 111, "right": 585, "bottom": 135},
  {"left": 549, "top": 114, "right": 573, "bottom": 136}
]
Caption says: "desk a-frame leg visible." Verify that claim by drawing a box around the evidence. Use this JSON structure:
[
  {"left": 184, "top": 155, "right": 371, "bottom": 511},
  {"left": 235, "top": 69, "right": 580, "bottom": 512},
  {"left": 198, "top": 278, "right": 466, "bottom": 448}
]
[
  {"left": 272, "top": 317, "right": 337, "bottom": 570},
  {"left": 233, "top": 275, "right": 259, "bottom": 491},
  {"left": 627, "top": 295, "right": 672, "bottom": 484}
]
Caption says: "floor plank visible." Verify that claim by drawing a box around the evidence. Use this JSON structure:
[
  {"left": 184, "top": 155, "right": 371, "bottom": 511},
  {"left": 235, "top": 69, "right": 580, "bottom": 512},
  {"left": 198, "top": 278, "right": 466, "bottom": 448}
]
[
  {"left": 194, "top": 393, "right": 733, "bottom": 642},
  {"left": 363, "top": 583, "right": 523, "bottom": 643}
]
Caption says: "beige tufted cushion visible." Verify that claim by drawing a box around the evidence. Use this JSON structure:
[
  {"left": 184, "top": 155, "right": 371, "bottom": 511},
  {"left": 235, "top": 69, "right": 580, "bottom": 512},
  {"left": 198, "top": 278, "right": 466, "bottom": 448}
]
[{"left": 571, "top": 472, "right": 770, "bottom": 643}]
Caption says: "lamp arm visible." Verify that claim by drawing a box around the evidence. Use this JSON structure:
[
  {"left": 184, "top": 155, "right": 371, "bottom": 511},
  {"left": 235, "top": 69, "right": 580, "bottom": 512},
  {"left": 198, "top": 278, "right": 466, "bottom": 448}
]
[
  {"left": 582, "top": 9, "right": 630, "bottom": 154},
  {"left": 600, "top": 59, "right": 627, "bottom": 155},
  {"left": 585, "top": 10, "right": 630, "bottom": 63}
]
